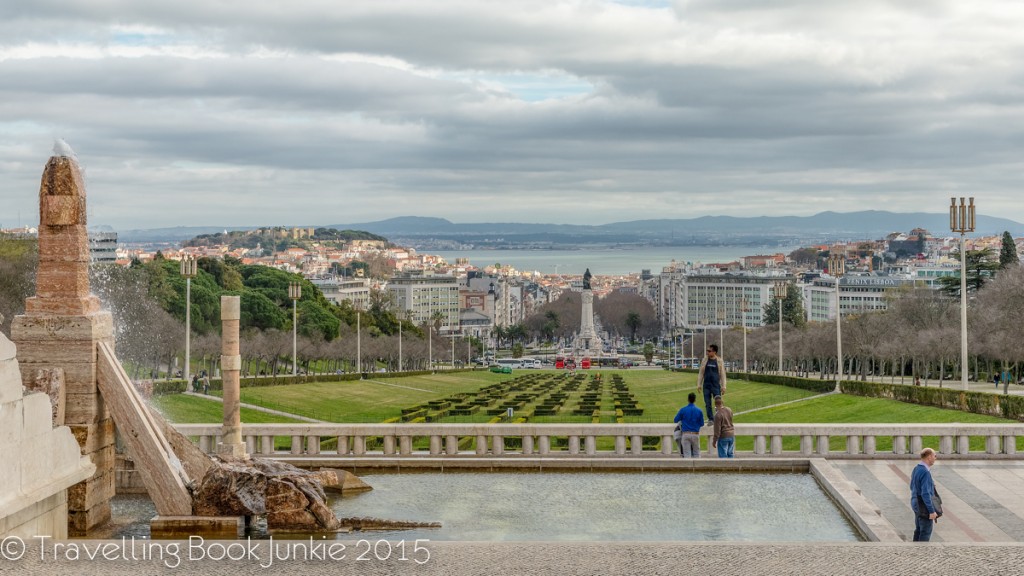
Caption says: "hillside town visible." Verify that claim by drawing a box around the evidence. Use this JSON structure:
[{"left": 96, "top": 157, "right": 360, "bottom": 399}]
[{"left": 1, "top": 224, "right": 1021, "bottom": 347}]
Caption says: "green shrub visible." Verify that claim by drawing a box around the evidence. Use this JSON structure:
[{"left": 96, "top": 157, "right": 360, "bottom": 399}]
[
  {"left": 152, "top": 380, "right": 187, "bottom": 395},
  {"left": 731, "top": 372, "right": 836, "bottom": 394},
  {"left": 840, "top": 380, "right": 1023, "bottom": 421}
]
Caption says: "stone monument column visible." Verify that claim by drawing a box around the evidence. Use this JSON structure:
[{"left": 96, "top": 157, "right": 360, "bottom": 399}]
[
  {"left": 219, "top": 296, "right": 246, "bottom": 457},
  {"left": 12, "top": 152, "right": 116, "bottom": 535},
  {"left": 578, "top": 269, "right": 601, "bottom": 355}
]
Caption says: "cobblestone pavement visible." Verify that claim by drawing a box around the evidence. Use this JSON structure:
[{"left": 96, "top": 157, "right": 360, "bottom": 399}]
[
  {"left": 2, "top": 541, "right": 1024, "bottom": 575},
  {"left": 833, "top": 460, "right": 1024, "bottom": 543}
]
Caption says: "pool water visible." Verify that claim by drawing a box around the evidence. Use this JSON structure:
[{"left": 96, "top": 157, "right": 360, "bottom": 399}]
[
  {"left": 96, "top": 472, "right": 861, "bottom": 542},
  {"left": 333, "top": 472, "right": 862, "bottom": 542}
]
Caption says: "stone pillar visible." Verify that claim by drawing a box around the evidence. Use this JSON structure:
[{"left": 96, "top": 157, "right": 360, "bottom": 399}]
[
  {"left": 218, "top": 296, "right": 245, "bottom": 457},
  {"left": 11, "top": 154, "right": 116, "bottom": 535}
]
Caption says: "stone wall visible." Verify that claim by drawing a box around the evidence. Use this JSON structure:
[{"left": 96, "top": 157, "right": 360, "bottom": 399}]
[{"left": 0, "top": 333, "right": 95, "bottom": 539}]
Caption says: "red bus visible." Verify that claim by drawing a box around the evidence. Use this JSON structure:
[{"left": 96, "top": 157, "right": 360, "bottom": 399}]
[{"left": 581, "top": 357, "right": 591, "bottom": 370}]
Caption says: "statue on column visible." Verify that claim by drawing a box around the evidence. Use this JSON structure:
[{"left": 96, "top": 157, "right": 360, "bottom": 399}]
[{"left": 583, "top": 268, "right": 592, "bottom": 290}]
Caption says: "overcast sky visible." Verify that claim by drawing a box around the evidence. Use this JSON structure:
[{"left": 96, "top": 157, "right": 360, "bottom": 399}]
[{"left": 1, "top": 0, "right": 1023, "bottom": 230}]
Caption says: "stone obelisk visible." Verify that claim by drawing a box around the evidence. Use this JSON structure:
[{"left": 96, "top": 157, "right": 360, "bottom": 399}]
[
  {"left": 578, "top": 268, "right": 601, "bottom": 355},
  {"left": 12, "top": 149, "right": 116, "bottom": 534},
  {"left": 218, "top": 296, "right": 246, "bottom": 457}
]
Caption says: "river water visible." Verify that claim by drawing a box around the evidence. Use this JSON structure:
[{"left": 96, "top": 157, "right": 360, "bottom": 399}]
[{"left": 433, "top": 246, "right": 798, "bottom": 275}]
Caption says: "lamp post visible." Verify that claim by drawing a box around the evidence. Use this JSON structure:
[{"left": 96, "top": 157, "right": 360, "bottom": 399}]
[
  {"left": 356, "top": 308, "right": 361, "bottom": 374},
  {"left": 775, "top": 281, "right": 787, "bottom": 375},
  {"left": 741, "top": 298, "right": 749, "bottom": 373},
  {"left": 716, "top": 307, "right": 725, "bottom": 359},
  {"left": 450, "top": 333, "right": 456, "bottom": 370},
  {"left": 702, "top": 315, "right": 708, "bottom": 356},
  {"left": 428, "top": 323, "right": 433, "bottom": 371},
  {"left": 179, "top": 255, "right": 197, "bottom": 382},
  {"left": 950, "top": 197, "right": 975, "bottom": 391},
  {"left": 828, "top": 253, "right": 845, "bottom": 390},
  {"left": 288, "top": 281, "right": 301, "bottom": 376},
  {"left": 398, "top": 316, "right": 403, "bottom": 372}
]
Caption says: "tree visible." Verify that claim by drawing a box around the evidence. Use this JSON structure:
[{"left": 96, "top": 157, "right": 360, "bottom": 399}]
[
  {"left": 642, "top": 342, "right": 655, "bottom": 365},
  {"left": 999, "top": 231, "right": 1018, "bottom": 269},
  {"left": 787, "top": 247, "right": 818, "bottom": 266},
  {"left": 625, "top": 312, "right": 642, "bottom": 343},
  {"left": 762, "top": 283, "right": 805, "bottom": 327},
  {"left": 0, "top": 236, "right": 37, "bottom": 337},
  {"left": 939, "top": 248, "right": 999, "bottom": 297},
  {"left": 512, "top": 342, "right": 524, "bottom": 358}
]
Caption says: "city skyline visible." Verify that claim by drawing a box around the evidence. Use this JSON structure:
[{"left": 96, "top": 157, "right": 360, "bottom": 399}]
[{"left": 2, "top": 1, "right": 1024, "bottom": 229}]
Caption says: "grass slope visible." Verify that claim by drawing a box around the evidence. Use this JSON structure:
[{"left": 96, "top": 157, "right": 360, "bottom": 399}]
[{"left": 150, "top": 394, "right": 303, "bottom": 424}]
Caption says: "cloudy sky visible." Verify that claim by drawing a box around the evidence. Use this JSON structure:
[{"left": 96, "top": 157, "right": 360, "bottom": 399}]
[{"left": 1, "top": 0, "right": 1023, "bottom": 230}]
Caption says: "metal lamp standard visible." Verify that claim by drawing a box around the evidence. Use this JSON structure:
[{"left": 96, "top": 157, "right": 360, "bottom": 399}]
[
  {"left": 179, "top": 256, "right": 198, "bottom": 382},
  {"left": 950, "top": 197, "right": 975, "bottom": 391},
  {"left": 716, "top": 308, "right": 725, "bottom": 359},
  {"left": 775, "top": 282, "right": 787, "bottom": 375},
  {"left": 828, "top": 253, "right": 846, "bottom": 390},
  {"left": 288, "top": 281, "right": 301, "bottom": 376},
  {"left": 741, "top": 298, "right": 749, "bottom": 373}
]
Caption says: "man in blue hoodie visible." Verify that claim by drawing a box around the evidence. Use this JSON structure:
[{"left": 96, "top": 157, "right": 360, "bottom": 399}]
[
  {"left": 910, "top": 447, "right": 940, "bottom": 541},
  {"left": 674, "top": 392, "right": 706, "bottom": 458}
]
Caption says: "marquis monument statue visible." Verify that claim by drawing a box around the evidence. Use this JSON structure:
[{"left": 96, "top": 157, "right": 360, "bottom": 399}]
[{"left": 577, "top": 269, "right": 601, "bottom": 355}]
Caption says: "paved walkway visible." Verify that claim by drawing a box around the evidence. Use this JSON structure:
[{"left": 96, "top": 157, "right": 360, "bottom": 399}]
[
  {"left": 5, "top": 541, "right": 1024, "bottom": 575},
  {"left": 833, "top": 460, "right": 1024, "bottom": 543}
]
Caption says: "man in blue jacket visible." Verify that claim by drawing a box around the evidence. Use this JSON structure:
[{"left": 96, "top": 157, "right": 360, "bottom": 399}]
[
  {"left": 910, "top": 447, "right": 940, "bottom": 541},
  {"left": 674, "top": 392, "right": 706, "bottom": 458}
]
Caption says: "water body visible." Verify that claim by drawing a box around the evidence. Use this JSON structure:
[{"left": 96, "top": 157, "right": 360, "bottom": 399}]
[
  {"left": 433, "top": 246, "right": 798, "bottom": 276},
  {"left": 334, "top": 472, "right": 861, "bottom": 542}
]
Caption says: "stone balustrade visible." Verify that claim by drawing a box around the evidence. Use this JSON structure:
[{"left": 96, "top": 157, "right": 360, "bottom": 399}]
[{"left": 172, "top": 423, "right": 1024, "bottom": 459}]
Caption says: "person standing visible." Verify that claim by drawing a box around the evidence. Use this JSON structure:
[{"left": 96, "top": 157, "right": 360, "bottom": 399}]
[
  {"left": 697, "top": 344, "right": 727, "bottom": 424},
  {"left": 673, "top": 392, "right": 705, "bottom": 458},
  {"left": 711, "top": 395, "right": 735, "bottom": 458},
  {"left": 910, "top": 447, "right": 941, "bottom": 542}
]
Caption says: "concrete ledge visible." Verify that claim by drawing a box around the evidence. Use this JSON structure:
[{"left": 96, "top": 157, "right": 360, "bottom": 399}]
[
  {"left": 151, "top": 516, "right": 244, "bottom": 540},
  {"left": 809, "top": 459, "right": 903, "bottom": 543},
  {"left": 274, "top": 456, "right": 814, "bottom": 473}
]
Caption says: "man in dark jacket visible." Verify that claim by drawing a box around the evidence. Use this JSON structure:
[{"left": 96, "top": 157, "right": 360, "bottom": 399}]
[
  {"left": 910, "top": 447, "right": 940, "bottom": 541},
  {"left": 696, "top": 344, "right": 727, "bottom": 424}
]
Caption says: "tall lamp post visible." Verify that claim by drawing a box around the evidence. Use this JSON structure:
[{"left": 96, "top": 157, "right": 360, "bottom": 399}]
[
  {"left": 356, "top": 307, "right": 362, "bottom": 374},
  {"left": 828, "top": 253, "right": 845, "bottom": 390},
  {"left": 950, "top": 197, "right": 975, "bottom": 391},
  {"left": 740, "top": 298, "right": 749, "bottom": 373},
  {"left": 288, "top": 281, "right": 301, "bottom": 376},
  {"left": 775, "top": 281, "right": 787, "bottom": 375},
  {"left": 179, "top": 255, "right": 197, "bottom": 382},
  {"left": 716, "top": 307, "right": 725, "bottom": 359},
  {"left": 398, "top": 317, "right": 403, "bottom": 372}
]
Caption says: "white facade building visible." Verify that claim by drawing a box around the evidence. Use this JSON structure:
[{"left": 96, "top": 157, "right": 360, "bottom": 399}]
[
  {"left": 386, "top": 272, "right": 460, "bottom": 332},
  {"left": 803, "top": 274, "right": 914, "bottom": 322},
  {"left": 660, "top": 271, "right": 788, "bottom": 334}
]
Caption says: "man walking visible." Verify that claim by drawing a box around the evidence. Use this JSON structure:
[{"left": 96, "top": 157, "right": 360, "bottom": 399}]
[
  {"left": 910, "top": 447, "right": 941, "bottom": 542},
  {"left": 674, "top": 392, "right": 705, "bottom": 457},
  {"left": 697, "top": 344, "right": 727, "bottom": 424},
  {"left": 711, "top": 395, "right": 735, "bottom": 458}
]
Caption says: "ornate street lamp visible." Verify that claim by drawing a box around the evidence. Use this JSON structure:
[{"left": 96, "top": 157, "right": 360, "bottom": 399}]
[
  {"left": 288, "top": 281, "right": 301, "bottom": 376},
  {"left": 828, "top": 253, "right": 846, "bottom": 390},
  {"left": 775, "top": 281, "right": 787, "bottom": 375},
  {"left": 179, "top": 255, "right": 198, "bottom": 382},
  {"left": 950, "top": 197, "right": 975, "bottom": 391}
]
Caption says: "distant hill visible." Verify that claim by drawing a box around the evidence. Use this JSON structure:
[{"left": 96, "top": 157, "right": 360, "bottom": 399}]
[
  {"left": 332, "top": 211, "right": 1024, "bottom": 243},
  {"left": 116, "top": 211, "right": 1024, "bottom": 245}
]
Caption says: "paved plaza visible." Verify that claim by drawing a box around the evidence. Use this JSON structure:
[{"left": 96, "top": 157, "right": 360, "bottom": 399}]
[
  {"left": 2, "top": 541, "right": 1024, "bottom": 575},
  {"left": 834, "top": 460, "right": 1024, "bottom": 543}
]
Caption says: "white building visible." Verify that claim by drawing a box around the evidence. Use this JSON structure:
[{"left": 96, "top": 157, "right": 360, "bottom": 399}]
[
  {"left": 659, "top": 271, "right": 788, "bottom": 334},
  {"left": 311, "top": 277, "right": 371, "bottom": 310},
  {"left": 88, "top": 231, "right": 118, "bottom": 264},
  {"left": 386, "top": 272, "right": 460, "bottom": 332},
  {"left": 803, "top": 274, "right": 914, "bottom": 322}
]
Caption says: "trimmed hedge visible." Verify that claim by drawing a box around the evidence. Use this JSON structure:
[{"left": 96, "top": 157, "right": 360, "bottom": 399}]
[
  {"left": 840, "top": 379, "right": 1024, "bottom": 421},
  {"left": 728, "top": 372, "right": 837, "bottom": 394}
]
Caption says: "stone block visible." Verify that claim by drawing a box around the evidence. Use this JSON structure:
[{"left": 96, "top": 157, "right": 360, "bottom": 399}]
[
  {"left": 67, "top": 499, "right": 111, "bottom": 535},
  {"left": 0, "top": 358, "right": 23, "bottom": 406},
  {"left": 64, "top": 391, "right": 106, "bottom": 423},
  {"left": 67, "top": 470, "right": 115, "bottom": 511},
  {"left": 38, "top": 231, "right": 90, "bottom": 260},
  {"left": 42, "top": 194, "right": 86, "bottom": 226},
  {"left": 33, "top": 264, "right": 91, "bottom": 296},
  {"left": 11, "top": 312, "right": 113, "bottom": 342},
  {"left": 51, "top": 427, "right": 96, "bottom": 481},
  {"left": 0, "top": 398, "right": 24, "bottom": 449},
  {"left": 0, "top": 335, "right": 15, "bottom": 361},
  {"left": 20, "top": 434, "right": 56, "bottom": 492},
  {"left": 23, "top": 295, "right": 101, "bottom": 316},
  {"left": 0, "top": 439, "right": 22, "bottom": 501},
  {"left": 22, "top": 392, "right": 55, "bottom": 436},
  {"left": 25, "top": 367, "right": 65, "bottom": 425},
  {"left": 14, "top": 340, "right": 95, "bottom": 365},
  {"left": 70, "top": 419, "right": 115, "bottom": 454}
]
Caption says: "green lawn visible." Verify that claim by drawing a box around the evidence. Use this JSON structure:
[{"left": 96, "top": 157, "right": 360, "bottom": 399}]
[
  {"left": 735, "top": 394, "right": 1020, "bottom": 451},
  {"left": 232, "top": 371, "right": 516, "bottom": 422},
  {"left": 149, "top": 394, "right": 304, "bottom": 424}
]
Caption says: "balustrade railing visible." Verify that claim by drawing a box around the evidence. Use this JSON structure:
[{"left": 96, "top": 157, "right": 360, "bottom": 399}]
[{"left": 172, "top": 423, "right": 1024, "bottom": 458}]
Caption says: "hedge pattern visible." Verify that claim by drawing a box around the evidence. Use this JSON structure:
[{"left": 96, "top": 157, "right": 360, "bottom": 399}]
[{"left": 674, "top": 368, "right": 836, "bottom": 394}]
